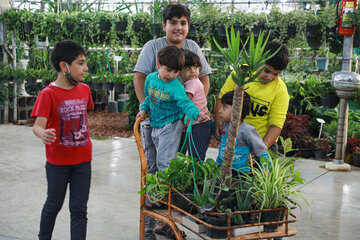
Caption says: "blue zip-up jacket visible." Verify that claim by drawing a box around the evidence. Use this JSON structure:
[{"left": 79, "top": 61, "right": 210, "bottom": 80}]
[
  {"left": 141, "top": 72, "right": 200, "bottom": 128},
  {"left": 217, "top": 122, "right": 270, "bottom": 172}
]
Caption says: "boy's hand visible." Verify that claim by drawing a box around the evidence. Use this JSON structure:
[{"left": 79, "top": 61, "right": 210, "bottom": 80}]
[
  {"left": 41, "top": 128, "right": 56, "bottom": 145},
  {"left": 136, "top": 110, "right": 146, "bottom": 120},
  {"left": 197, "top": 112, "right": 211, "bottom": 122}
]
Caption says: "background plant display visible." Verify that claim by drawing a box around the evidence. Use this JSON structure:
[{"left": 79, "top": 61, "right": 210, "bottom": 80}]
[{"left": 1, "top": 2, "right": 360, "bottom": 149}]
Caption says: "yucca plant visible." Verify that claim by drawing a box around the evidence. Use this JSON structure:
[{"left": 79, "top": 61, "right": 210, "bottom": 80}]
[{"left": 213, "top": 27, "right": 277, "bottom": 185}]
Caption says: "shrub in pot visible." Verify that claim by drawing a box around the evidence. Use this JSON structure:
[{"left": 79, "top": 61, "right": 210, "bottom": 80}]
[{"left": 243, "top": 138, "right": 311, "bottom": 232}]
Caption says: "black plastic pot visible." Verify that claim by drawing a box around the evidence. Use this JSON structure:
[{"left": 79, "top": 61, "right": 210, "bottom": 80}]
[
  {"left": 204, "top": 215, "right": 227, "bottom": 239},
  {"left": 252, "top": 24, "right": 264, "bottom": 37},
  {"left": 115, "top": 82, "right": 127, "bottom": 93},
  {"left": 306, "top": 36, "right": 323, "bottom": 49},
  {"left": 24, "top": 22, "right": 33, "bottom": 33},
  {"left": 171, "top": 192, "right": 196, "bottom": 214},
  {"left": 150, "top": 23, "right": 163, "bottom": 37},
  {"left": 267, "top": 27, "right": 280, "bottom": 40},
  {"left": 93, "top": 82, "right": 103, "bottom": 91},
  {"left": 133, "top": 21, "right": 145, "bottom": 32},
  {"left": 320, "top": 94, "right": 339, "bottom": 108},
  {"left": 100, "top": 20, "right": 112, "bottom": 32},
  {"left": 314, "top": 150, "right": 327, "bottom": 159},
  {"left": 107, "top": 101, "right": 118, "bottom": 113},
  {"left": 115, "top": 21, "right": 128, "bottom": 32},
  {"left": 287, "top": 25, "right": 297, "bottom": 38},
  {"left": 306, "top": 24, "right": 321, "bottom": 38},
  {"left": 354, "top": 36, "right": 360, "bottom": 48},
  {"left": 103, "top": 82, "right": 114, "bottom": 91},
  {"left": 261, "top": 209, "right": 285, "bottom": 233},
  {"left": 216, "top": 25, "right": 226, "bottom": 37},
  {"left": 300, "top": 148, "right": 314, "bottom": 159},
  {"left": 190, "top": 23, "right": 200, "bottom": 34},
  {"left": 353, "top": 155, "right": 360, "bottom": 166},
  {"left": 26, "top": 77, "right": 37, "bottom": 85}
]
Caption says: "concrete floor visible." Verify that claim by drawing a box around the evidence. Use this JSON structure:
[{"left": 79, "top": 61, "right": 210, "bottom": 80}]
[{"left": 1, "top": 124, "right": 360, "bottom": 240}]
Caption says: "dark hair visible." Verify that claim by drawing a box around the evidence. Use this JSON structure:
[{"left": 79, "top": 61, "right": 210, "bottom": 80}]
[
  {"left": 157, "top": 46, "right": 185, "bottom": 71},
  {"left": 162, "top": 4, "right": 190, "bottom": 24},
  {"left": 51, "top": 40, "right": 86, "bottom": 72},
  {"left": 264, "top": 41, "right": 289, "bottom": 70},
  {"left": 180, "top": 48, "right": 202, "bottom": 70},
  {"left": 221, "top": 91, "right": 251, "bottom": 121}
]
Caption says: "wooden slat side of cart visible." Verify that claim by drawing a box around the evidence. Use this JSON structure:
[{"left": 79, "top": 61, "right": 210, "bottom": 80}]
[{"left": 134, "top": 117, "right": 298, "bottom": 240}]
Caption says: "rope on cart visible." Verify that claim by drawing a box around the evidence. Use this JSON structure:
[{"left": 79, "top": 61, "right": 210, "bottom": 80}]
[{"left": 180, "top": 116, "right": 203, "bottom": 196}]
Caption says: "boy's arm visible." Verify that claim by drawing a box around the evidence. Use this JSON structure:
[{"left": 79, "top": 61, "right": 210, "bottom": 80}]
[
  {"left": 133, "top": 72, "right": 147, "bottom": 104},
  {"left": 33, "top": 116, "right": 56, "bottom": 145},
  {"left": 263, "top": 125, "right": 282, "bottom": 148}
]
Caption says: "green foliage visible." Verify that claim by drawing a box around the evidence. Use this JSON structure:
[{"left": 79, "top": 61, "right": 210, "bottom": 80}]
[{"left": 244, "top": 137, "right": 311, "bottom": 216}]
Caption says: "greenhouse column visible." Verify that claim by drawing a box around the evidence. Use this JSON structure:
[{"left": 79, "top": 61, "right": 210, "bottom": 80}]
[
  {"left": 326, "top": 35, "right": 353, "bottom": 171},
  {"left": 0, "top": 0, "right": 9, "bottom": 124}
]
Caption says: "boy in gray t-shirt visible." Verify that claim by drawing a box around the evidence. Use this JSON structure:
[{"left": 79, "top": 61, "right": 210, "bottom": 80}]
[{"left": 133, "top": 4, "right": 211, "bottom": 239}]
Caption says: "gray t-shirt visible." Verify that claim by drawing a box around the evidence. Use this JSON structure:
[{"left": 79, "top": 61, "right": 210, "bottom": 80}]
[{"left": 134, "top": 37, "right": 211, "bottom": 81}]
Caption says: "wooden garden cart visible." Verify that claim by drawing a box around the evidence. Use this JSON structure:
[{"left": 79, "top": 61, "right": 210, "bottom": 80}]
[{"left": 134, "top": 117, "right": 298, "bottom": 240}]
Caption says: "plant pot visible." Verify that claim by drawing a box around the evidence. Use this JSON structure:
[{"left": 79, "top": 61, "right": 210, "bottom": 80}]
[
  {"left": 353, "top": 155, "right": 360, "bottom": 166},
  {"left": 320, "top": 94, "right": 339, "bottom": 108},
  {"left": 107, "top": 101, "right": 118, "bottom": 113},
  {"left": 216, "top": 25, "right": 226, "bottom": 37},
  {"left": 117, "top": 99, "right": 127, "bottom": 112},
  {"left": 24, "top": 22, "right": 33, "bottom": 33},
  {"left": 287, "top": 25, "right": 297, "bottom": 38},
  {"left": 189, "top": 23, "right": 200, "bottom": 35},
  {"left": 115, "top": 82, "right": 127, "bottom": 93},
  {"left": 306, "top": 24, "right": 321, "bottom": 38},
  {"left": 204, "top": 215, "right": 227, "bottom": 239},
  {"left": 316, "top": 58, "right": 329, "bottom": 71},
  {"left": 115, "top": 21, "right": 127, "bottom": 32},
  {"left": 99, "top": 20, "right": 111, "bottom": 32},
  {"left": 133, "top": 21, "right": 145, "bottom": 32},
  {"left": 261, "top": 209, "right": 285, "bottom": 233},
  {"left": 306, "top": 36, "right": 323, "bottom": 49},
  {"left": 26, "top": 77, "right": 37, "bottom": 85},
  {"left": 300, "top": 148, "right": 314, "bottom": 158},
  {"left": 42, "top": 80, "right": 51, "bottom": 88},
  {"left": 314, "top": 150, "right": 327, "bottom": 159},
  {"left": 94, "top": 102, "right": 105, "bottom": 111},
  {"left": 171, "top": 191, "right": 196, "bottom": 214},
  {"left": 103, "top": 82, "right": 114, "bottom": 91},
  {"left": 93, "top": 82, "right": 103, "bottom": 91},
  {"left": 150, "top": 23, "right": 163, "bottom": 37},
  {"left": 252, "top": 24, "right": 264, "bottom": 37},
  {"left": 354, "top": 36, "right": 360, "bottom": 48}
]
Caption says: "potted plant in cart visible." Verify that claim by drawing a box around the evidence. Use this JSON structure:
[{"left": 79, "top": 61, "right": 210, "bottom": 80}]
[{"left": 243, "top": 138, "right": 311, "bottom": 232}]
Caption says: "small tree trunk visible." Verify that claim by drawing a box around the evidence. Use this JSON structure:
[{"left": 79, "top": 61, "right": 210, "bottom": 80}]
[{"left": 221, "top": 84, "right": 244, "bottom": 186}]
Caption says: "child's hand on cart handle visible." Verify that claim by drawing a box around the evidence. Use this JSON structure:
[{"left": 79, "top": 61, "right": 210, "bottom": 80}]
[
  {"left": 197, "top": 112, "right": 211, "bottom": 122},
  {"left": 136, "top": 110, "right": 147, "bottom": 120}
]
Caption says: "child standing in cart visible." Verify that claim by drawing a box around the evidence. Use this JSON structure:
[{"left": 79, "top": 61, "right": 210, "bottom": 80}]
[
  {"left": 179, "top": 48, "right": 212, "bottom": 161},
  {"left": 136, "top": 45, "right": 210, "bottom": 171}
]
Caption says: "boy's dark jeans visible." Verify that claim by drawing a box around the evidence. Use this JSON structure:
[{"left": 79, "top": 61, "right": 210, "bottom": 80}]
[{"left": 39, "top": 161, "right": 91, "bottom": 240}]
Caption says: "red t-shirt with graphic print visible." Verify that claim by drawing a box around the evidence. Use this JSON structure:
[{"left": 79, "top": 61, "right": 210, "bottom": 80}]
[{"left": 31, "top": 82, "right": 94, "bottom": 165}]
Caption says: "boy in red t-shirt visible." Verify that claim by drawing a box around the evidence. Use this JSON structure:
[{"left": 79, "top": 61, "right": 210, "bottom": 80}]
[{"left": 31, "top": 40, "right": 93, "bottom": 240}]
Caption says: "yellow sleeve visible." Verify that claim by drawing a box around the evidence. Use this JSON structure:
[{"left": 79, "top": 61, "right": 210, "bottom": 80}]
[
  {"left": 218, "top": 70, "right": 236, "bottom": 99},
  {"left": 268, "top": 79, "right": 289, "bottom": 128}
]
